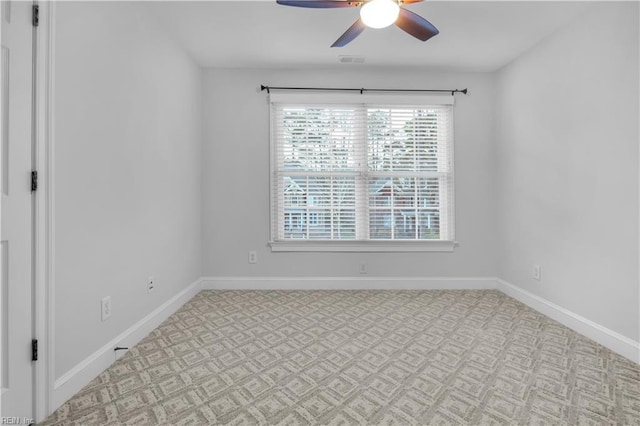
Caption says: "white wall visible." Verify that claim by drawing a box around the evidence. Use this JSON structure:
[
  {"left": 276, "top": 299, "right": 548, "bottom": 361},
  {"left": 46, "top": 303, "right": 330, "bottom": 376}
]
[
  {"left": 495, "top": 2, "right": 639, "bottom": 341},
  {"left": 49, "top": 0, "right": 639, "bottom": 393},
  {"left": 53, "top": 2, "right": 202, "bottom": 379},
  {"left": 203, "top": 68, "right": 497, "bottom": 278}
]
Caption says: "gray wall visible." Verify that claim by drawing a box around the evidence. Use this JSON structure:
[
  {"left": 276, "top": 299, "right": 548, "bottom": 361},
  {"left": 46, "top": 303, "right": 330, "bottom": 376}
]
[
  {"left": 495, "top": 2, "right": 639, "bottom": 341},
  {"left": 203, "top": 68, "right": 498, "bottom": 277},
  {"left": 53, "top": 2, "right": 203, "bottom": 378},
  {"left": 51, "top": 0, "right": 639, "bottom": 386}
]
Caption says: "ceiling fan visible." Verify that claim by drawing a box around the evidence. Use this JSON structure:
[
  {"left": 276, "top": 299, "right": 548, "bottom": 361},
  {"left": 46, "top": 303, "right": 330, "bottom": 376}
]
[{"left": 275, "top": 0, "right": 439, "bottom": 47}]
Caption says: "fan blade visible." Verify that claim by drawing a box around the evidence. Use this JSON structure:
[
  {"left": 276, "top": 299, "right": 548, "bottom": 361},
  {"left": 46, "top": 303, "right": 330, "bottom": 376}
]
[
  {"left": 331, "top": 18, "right": 366, "bottom": 47},
  {"left": 395, "top": 8, "right": 439, "bottom": 41},
  {"left": 276, "top": 0, "right": 359, "bottom": 8}
]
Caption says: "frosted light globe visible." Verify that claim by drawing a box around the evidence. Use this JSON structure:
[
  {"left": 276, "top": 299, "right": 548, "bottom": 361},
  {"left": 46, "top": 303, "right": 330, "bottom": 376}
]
[{"left": 360, "top": 0, "right": 400, "bottom": 29}]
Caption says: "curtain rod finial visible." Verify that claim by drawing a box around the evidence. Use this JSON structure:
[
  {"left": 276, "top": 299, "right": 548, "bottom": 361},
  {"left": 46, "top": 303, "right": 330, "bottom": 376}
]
[{"left": 461, "top": 88, "right": 468, "bottom": 95}]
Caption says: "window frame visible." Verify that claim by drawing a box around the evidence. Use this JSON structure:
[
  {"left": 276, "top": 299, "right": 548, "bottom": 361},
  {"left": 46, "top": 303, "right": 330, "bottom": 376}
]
[{"left": 268, "top": 92, "right": 457, "bottom": 253}]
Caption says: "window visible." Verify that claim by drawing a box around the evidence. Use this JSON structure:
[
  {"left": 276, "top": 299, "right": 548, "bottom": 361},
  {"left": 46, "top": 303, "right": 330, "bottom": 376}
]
[{"left": 270, "top": 93, "right": 455, "bottom": 252}]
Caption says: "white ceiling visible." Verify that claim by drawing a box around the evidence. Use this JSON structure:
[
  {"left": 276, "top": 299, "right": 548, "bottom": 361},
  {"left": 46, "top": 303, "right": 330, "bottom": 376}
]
[{"left": 144, "top": 1, "right": 592, "bottom": 71}]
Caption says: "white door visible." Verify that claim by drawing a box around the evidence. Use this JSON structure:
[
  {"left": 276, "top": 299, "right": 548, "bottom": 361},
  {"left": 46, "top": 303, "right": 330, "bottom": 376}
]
[{"left": 1, "top": 0, "right": 35, "bottom": 421}]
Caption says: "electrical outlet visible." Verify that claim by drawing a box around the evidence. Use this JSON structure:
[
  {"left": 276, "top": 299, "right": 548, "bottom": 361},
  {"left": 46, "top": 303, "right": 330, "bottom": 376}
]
[
  {"left": 533, "top": 264, "right": 541, "bottom": 281},
  {"left": 101, "top": 296, "right": 112, "bottom": 322},
  {"left": 148, "top": 276, "right": 155, "bottom": 293},
  {"left": 360, "top": 263, "right": 367, "bottom": 275},
  {"left": 248, "top": 251, "right": 257, "bottom": 264}
]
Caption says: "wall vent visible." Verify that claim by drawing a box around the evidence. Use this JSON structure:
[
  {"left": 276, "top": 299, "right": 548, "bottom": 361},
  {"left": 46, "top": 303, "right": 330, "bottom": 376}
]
[{"left": 339, "top": 55, "right": 365, "bottom": 64}]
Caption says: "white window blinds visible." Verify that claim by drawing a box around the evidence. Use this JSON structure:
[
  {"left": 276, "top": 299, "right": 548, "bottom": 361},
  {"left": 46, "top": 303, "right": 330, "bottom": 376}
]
[{"left": 270, "top": 94, "right": 454, "bottom": 245}]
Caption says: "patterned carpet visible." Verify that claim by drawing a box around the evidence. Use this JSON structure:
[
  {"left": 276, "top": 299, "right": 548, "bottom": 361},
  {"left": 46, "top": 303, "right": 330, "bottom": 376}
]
[{"left": 41, "top": 290, "right": 640, "bottom": 425}]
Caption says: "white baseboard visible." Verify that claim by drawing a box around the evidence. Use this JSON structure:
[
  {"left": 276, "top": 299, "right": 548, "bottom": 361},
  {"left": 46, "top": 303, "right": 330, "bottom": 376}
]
[
  {"left": 200, "top": 276, "right": 499, "bottom": 291},
  {"left": 51, "top": 278, "right": 204, "bottom": 410},
  {"left": 496, "top": 279, "right": 640, "bottom": 364}
]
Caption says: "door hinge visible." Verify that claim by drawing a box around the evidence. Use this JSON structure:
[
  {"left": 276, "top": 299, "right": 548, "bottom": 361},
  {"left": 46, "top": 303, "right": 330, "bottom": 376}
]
[
  {"left": 32, "top": 339, "right": 38, "bottom": 361},
  {"left": 31, "top": 170, "right": 37, "bottom": 192},
  {"left": 32, "top": 5, "right": 39, "bottom": 27}
]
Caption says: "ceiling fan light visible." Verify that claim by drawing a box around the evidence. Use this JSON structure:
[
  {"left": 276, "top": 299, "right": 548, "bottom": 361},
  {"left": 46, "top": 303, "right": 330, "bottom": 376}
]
[{"left": 360, "top": 0, "right": 400, "bottom": 29}]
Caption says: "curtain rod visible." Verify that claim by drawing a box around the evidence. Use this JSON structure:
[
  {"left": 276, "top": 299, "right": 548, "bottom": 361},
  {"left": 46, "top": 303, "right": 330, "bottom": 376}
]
[{"left": 260, "top": 85, "right": 468, "bottom": 96}]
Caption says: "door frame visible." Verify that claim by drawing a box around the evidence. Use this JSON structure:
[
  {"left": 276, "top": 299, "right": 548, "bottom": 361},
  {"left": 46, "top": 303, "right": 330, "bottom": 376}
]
[
  {"left": 0, "top": 0, "right": 52, "bottom": 420},
  {"left": 33, "top": 1, "right": 53, "bottom": 422}
]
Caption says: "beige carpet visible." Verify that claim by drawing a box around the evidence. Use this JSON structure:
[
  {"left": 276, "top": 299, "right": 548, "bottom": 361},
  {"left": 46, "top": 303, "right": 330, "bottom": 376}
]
[{"left": 40, "top": 290, "right": 640, "bottom": 425}]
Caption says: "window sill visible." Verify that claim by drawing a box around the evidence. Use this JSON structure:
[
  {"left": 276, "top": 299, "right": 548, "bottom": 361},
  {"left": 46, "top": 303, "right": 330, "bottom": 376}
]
[{"left": 269, "top": 240, "right": 458, "bottom": 253}]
